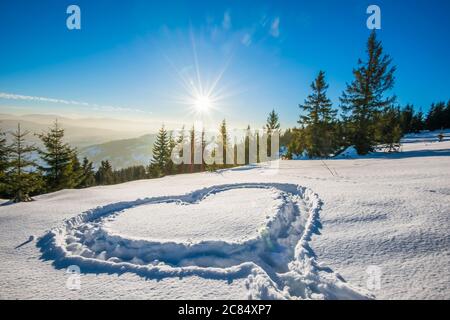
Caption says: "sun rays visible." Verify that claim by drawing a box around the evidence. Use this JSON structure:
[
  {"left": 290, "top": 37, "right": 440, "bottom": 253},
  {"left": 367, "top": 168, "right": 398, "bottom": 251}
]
[{"left": 162, "top": 28, "right": 239, "bottom": 125}]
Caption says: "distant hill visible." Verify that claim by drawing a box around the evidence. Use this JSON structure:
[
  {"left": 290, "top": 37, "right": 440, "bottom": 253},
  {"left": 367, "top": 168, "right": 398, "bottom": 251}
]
[
  {"left": 0, "top": 113, "right": 156, "bottom": 148},
  {"left": 79, "top": 134, "right": 158, "bottom": 169}
]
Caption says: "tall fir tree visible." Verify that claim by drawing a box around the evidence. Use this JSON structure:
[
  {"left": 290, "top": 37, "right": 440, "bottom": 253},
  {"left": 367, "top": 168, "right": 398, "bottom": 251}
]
[
  {"left": 189, "top": 125, "right": 196, "bottom": 173},
  {"left": 176, "top": 125, "right": 186, "bottom": 173},
  {"left": 244, "top": 125, "right": 251, "bottom": 164},
  {"left": 340, "top": 31, "right": 396, "bottom": 155},
  {"left": 150, "top": 125, "right": 171, "bottom": 177},
  {"left": 299, "top": 70, "right": 338, "bottom": 157},
  {"left": 400, "top": 104, "right": 415, "bottom": 134},
  {"left": 165, "top": 132, "right": 176, "bottom": 175},
  {"left": 7, "top": 124, "right": 42, "bottom": 202},
  {"left": 377, "top": 106, "right": 402, "bottom": 152},
  {"left": 200, "top": 127, "right": 206, "bottom": 171},
  {"left": 37, "top": 120, "right": 78, "bottom": 191},
  {"left": 219, "top": 119, "right": 228, "bottom": 166},
  {"left": 0, "top": 128, "right": 10, "bottom": 195},
  {"left": 425, "top": 101, "right": 447, "bottom": 131},
  {"left": 95, "top": 160, "right": 114, "bottom": 185},
  {"left": 79, "top": 157, "right": 96, "bottom": 188},
  {"left": 266, "top": 109, "right": 281, "bottom": 157},
  {"left": 266, "top": 109, "right": 281, "bottom": 133},
  {"left": 445, "top": 101, "right": 450, "bottom": 129}
]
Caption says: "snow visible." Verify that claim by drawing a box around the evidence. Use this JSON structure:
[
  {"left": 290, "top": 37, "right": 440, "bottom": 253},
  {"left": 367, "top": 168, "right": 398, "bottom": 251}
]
[
  {"left": 103, "top": 188, "right": 280, "bottom": 243},
  {"left": 334, "top": 146, "right": 359, "bottom": 159},
  {"left": 0, "top": 134, "right": 449, "bottom": 299}
]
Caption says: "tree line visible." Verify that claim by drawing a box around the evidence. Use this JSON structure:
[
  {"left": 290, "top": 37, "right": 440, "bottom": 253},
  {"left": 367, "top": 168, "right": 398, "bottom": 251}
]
[
  {"left": 1, "top": 31, "right": 448, "bottom": 202},
  {"left": 282, "top": 31, "right": 450, "bottom": 158},
  {"left": 0, "top": 112, "right": 280, "bottom": 202}
]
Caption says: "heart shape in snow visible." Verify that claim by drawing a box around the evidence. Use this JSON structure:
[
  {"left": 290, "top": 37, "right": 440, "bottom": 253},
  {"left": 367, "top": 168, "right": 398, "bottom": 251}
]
[{"left": 37, "top": 183, "right": 371, "bottom": 299}]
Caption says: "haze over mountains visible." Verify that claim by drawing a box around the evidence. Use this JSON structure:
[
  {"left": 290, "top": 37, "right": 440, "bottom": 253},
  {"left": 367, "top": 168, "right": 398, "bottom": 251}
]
[
  {"left": 79, "top": 134, "right": 157, "bottom": 169},
  {"left": 0, "top": 113, "right": 160, "bottom": 168}
]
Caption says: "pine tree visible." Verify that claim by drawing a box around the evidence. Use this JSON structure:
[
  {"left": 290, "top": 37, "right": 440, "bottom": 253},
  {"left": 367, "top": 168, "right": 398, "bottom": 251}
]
[
  {"left": 411, "top": 108, "right": 424, "bottom": 133},
  {"left": 299, "top": 70, "right": 338, "bottom": 157},
  {"left": 151, "top": 125, "right": 170, "bottom": 177},
  {"left": 400, "top": 104, "right": 414, "bottom": 134},
  {"left": 79, "top": 157, "right": 96, "bottom": 188},
  {"left": 377, "top": 106, "right": 402, "bottom": 152},
  {"left": 425, "top": 102, "right": 446, "bottom": 131},
  {"left": 200, "top": 127, "right": 206, "bottom": 171},
  {"left": 244, "top": 125, "right": 251, "bottom": 164},
  {"left": 95, "top": 160, "right": 114, "bottom": 185},
  {"left": 189, "top": 125, "right": 196, "bottom": 173},
  {"left": 340, "top": 31, "right": 396, "bottom": 155},
  {"left": 165, "top": 132, "right": 176, "bottom": 175},
  {"left": 219, "top": 119, "right": 228, "bottom": 166},
  {"left": 266, "top": 109, "right": 281, "bottom": 133},
  {"left": 176, "top": 125, "right": 186, "bottom": 173},
  {"left": 266, "top": 109, "right": 281, "bottom": 157},
  {"left": 37, "top": 120, "right": 77, "bottom": 191},
  {"left": 7, "top": 124, "right": 42, "bottom": 202},
  {"left": 445, "top": 101, "right": 450, "bottom": 129},
  {"left": 0, "top": 128, "right": 10, "bottom": 195}
]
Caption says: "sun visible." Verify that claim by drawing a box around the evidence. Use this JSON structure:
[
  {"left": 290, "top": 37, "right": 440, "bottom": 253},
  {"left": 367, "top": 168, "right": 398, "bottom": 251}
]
[{"left": 194, "top": 95, "right": 212, "bottom": 113}]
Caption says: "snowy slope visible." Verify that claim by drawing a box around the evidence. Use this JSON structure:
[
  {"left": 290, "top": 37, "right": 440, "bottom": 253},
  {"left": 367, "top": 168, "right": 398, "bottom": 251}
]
[{"left": 0, "top": 136, "right": 449, "bottom": 299}]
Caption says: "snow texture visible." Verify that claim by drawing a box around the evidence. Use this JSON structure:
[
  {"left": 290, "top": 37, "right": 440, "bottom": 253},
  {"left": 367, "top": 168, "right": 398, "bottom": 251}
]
[
  {"left": 37, "top": 183, "right": 370, "bottom": 300},
  {"left": 0, "top": 132, "right": 449, "bottom": 299}
]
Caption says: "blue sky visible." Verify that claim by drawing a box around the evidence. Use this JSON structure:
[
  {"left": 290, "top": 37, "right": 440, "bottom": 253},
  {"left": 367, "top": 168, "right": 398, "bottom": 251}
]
[{"left": 0, "top": 0, "right": 449, "bottom": 130}]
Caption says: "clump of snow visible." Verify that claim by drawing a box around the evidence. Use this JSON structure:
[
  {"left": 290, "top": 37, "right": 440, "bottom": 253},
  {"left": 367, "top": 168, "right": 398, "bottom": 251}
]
[
  {"left": 334, "top": 146, "right": 359, "bottom": 159},
  {"left": 402, "top": 129, "right": 450, "bottom": 144}
]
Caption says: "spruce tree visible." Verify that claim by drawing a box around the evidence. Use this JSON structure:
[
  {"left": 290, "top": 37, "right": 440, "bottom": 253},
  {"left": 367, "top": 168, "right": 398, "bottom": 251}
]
[
  {"left": 0, "top": 128, "right": 10, "bottom": 195},
  {"left": 176, "top": 125, "right": 186, "bottom": 173},
  {"left": 219, "top": 119, "right": 228, "bottom": 166},
  {"left": 244, "top": 125, "right": 251, "bottom": 164},
  {"left": 200, "top": 127, "right": 206, "bottom": 171},
  {"left": 95, "top": 160, "right": 114, "bottom": 185},
  {"left": 340, "top": 31, "right": 396, "bottom": 155},
  {"left": 266, "top": 109, "right": 281, "bottom": 157},
  {"left": 37, "top": 120, "right": 77, "bottom": 191},
  {"left": 377, "top": 106, "right": 402, "bottom": 152},
  {"left": 445, "top": 101, "right": 450, "bottom": 129},
  {"left": 150, "top": 125, "right": 170, "bottom": 177},
  {"left": 165, "top": 132, "right": 176, "bottom": 175},
  {"left": 411, "top": 109, "right": 424, "bottom": 133},
  {"left": 79, "top": 157, "right": 96, "bottom": 188},
  {"left": 400, "top": 104, "right": 414, "bottom": 134},
  {"left": 425, "top": 102, "right": 446, "bottom": 131},
  {"left": 266, "top": 109, "right": 281, "bottom": 133},
  {"left": 299, "top": 70, "right": 337, "bottom": 157},
  {"left": 7, "top": 124, "right": 41, "bottom": 202},
  {"left": 189, "top": 125, "right": 196, "bottom": 173}
]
